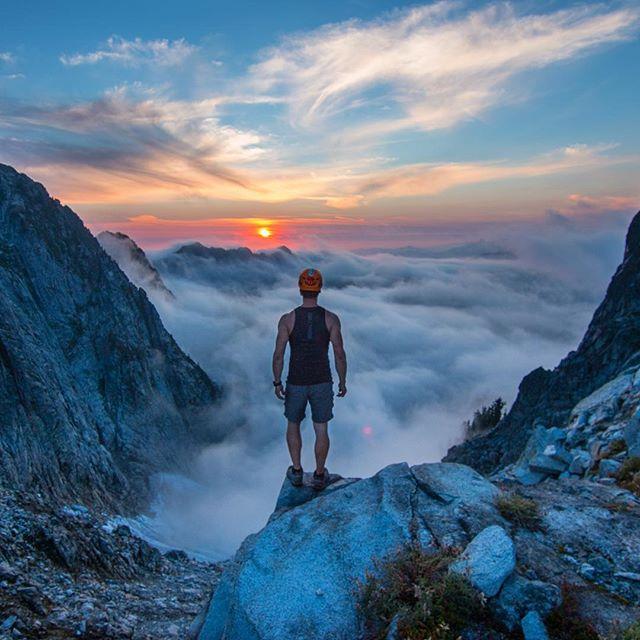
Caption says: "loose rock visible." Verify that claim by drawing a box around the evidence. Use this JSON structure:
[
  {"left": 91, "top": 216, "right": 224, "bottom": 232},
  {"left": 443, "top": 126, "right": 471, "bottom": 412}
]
[
  {"left": 450, "top": 525, "right": 516, "bottom": 597},
  {"left": 521, "top": 610, "right": 549, "bottom": 640}
]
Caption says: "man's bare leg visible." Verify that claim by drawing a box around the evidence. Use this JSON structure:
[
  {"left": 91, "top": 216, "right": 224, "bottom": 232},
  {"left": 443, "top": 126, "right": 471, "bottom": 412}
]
[
  {"left": 286, "top": 421, "right": 302, "bottom": 470},
  {"left": 313, "top": 422, "right": 330, "bottom": 474}
]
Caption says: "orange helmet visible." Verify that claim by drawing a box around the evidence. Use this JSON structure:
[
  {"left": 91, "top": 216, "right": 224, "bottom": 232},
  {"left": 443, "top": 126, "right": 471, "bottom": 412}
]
[{"left": 298, "top": 268, "right": 323, "bottom": 292}]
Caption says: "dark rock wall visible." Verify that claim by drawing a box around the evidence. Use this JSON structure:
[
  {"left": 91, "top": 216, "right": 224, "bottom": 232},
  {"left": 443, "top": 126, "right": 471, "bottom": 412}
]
[{"left": 0, "top": 164, "right": 219, "bottom": 510}]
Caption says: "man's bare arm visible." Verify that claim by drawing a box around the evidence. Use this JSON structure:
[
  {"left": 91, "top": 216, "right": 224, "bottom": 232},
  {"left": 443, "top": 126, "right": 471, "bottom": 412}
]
[
  {"left": 329, "top": 313, "right": 347, "bottom": 397},
  {"left": 272, "top": 314, "right": 290, "bottom": 399}
]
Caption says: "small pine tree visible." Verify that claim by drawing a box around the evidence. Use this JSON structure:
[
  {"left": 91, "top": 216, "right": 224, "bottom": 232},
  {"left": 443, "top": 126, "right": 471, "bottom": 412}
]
[{"left": 465, "top": 398, "right": 506, "bottom": 438}]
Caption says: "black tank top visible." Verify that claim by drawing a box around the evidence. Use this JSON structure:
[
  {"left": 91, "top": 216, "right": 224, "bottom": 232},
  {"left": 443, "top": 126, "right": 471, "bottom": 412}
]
[{"left": 287, "top": 306, "right": 332, "bottom": 385}]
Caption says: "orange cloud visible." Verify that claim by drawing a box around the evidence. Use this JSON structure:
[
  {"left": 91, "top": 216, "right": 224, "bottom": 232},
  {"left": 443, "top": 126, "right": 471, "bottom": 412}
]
[
  {"left": 567, "top": 194, "right": 639, "bottom": 211},
  {"left": 22, "top": 142, "right": 636, "bottom": 220}
]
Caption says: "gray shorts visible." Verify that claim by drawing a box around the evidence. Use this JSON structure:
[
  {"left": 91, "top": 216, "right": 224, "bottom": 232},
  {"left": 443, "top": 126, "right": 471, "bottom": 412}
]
[{"left": 284, "top": 382, "right": 334, "bottom": 424}]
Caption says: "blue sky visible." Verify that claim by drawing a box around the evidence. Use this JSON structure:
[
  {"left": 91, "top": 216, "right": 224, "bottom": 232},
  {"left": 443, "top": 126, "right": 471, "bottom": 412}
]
[{"left": 1, "top": 0, "right": 638, "bottom": 248}]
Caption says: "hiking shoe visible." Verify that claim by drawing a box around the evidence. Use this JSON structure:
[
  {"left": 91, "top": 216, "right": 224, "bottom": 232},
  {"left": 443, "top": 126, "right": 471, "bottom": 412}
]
[
  {"left": 286, "top": 465, "right": 304, "bottom": 487},
  {"left": 312, "top": 469, "right": 329, "bottom": 491}
]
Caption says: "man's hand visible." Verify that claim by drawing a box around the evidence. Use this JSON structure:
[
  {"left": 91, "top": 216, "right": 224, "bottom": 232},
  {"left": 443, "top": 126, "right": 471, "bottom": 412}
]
[
  {"left": 274, "top": 383, "right": 285, "bottom": 400},
  {"left": 337, "top": 382, "right": 347, "bottom": 397}
]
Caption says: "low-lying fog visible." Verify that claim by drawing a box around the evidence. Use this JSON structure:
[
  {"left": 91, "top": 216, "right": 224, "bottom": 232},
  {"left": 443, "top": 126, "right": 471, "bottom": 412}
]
[{"left": 122, "top": 213, "right": 629, "bottom": 559}]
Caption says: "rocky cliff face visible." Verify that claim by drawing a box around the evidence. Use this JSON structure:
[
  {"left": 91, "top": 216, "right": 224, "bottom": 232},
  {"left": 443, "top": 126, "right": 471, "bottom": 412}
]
[
  {"left": 97, "top": 231, "right": 174, "bottom": 301},
  {"left": 446, "top": 210, "right": 640, "bottom": 474},
  {"left": 0, "top": 164, "right": 220, "bottom": 511}
]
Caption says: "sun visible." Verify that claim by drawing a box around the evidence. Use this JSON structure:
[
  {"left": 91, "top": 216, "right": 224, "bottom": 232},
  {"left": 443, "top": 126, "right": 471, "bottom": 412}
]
[{"left": 257, "top": 227, "right": 272, "bottom": 238}]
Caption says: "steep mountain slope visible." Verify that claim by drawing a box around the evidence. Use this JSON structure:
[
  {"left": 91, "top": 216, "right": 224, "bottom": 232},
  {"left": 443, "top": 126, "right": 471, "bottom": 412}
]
[
  {"left": 446, "top": 210, "right": 640, "bottom": 473},
  {"left": 0, "top": 164, "right": 219, "bottom": 510},
  {"left": 97, "top": 230, "right": 174, "bottom": 300}
]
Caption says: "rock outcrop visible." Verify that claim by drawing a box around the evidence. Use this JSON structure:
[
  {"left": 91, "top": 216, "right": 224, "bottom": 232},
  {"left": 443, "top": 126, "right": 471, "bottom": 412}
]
[
  {"left": 0, "top": 164, "right": 220, "bottom": 511},
  {"left": 196, "top": 462, "right": 503, "bottom": 640},
  {"left": 97, "top": 230, "right": 174, "bottom": 300},
  {"left": 493, "top": 360, "right": 640, "bottom": 489},
  {"left": 446, "top": 210, "right": 640, "bottom": 474},
  {"left": 449, "top": 524, "right": 516, "bottom": 597},
  {"left": 192, "top": 460, "right": 640, "bottom": 639}
]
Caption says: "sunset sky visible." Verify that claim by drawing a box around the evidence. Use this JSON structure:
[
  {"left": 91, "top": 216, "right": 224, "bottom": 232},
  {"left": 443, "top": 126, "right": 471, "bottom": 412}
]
[{"left": 1, "top": 0, "right": 639, "bottom": 249}]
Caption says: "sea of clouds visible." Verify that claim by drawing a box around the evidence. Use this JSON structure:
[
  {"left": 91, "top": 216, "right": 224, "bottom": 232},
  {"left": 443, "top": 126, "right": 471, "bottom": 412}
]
[{"left": 120, "top": 212, "right": 630, "bottom": 559}]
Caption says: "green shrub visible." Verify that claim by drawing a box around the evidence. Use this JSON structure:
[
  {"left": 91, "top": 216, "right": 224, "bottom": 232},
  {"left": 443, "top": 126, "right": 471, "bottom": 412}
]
[
  {"left": 618, "top": 457, "right": 640, "bottom": 479},
  {"left": 496, "top": 493, "right": 542, "bottom": 531},
  {"left": 617, "top": 457, "right": 640, "bottom": 497},
  {"left": 357, "top": 543, "right": 508, "bottom": 640},
  {"left": 547, "top": 583, "right": 599, "bottom": 640},
  {"left": 621, "top": 621, "right": 640, "bottom": 640},
  {"left": 602, "top": 439, "right": 627, "bottom": 458}
]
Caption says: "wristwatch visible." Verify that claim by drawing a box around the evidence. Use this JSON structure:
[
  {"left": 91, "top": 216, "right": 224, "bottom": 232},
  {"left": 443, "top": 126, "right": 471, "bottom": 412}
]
[{"left": 273, "top": 380, "right": 283, "bottom": 387}]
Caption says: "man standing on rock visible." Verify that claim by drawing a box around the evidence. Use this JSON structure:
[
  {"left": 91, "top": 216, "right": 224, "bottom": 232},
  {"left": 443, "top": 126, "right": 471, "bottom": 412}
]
[{"left": 272, "top": 268, "right": 347, "bottom": 491}]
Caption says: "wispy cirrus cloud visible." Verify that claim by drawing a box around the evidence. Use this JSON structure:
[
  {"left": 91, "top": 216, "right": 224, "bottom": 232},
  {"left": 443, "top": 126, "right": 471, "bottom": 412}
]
[
  {"left": 0, "top": 75, "right": 634, "bottom": 208},
  {"left": 0, "top": 52, "right": 15, "bottom": 64},
  {"left": 250, "top": 2, "right": 639, "bottom": 137},
  {"left": 0, "top": 86, "right": 266, "bottom": 196},
  {"left": 60, "top": 36, "right": 197, "bottom": 67},
  {"left": 321, "top": 144, "right": 631, "bottom": 208},
  {"left": 213, "top": 142, "right": 630, "bottom": 210},
  {"left": 1, "top": 84, "right": 626, "bottom": 210},
  {"left": 567, "top": 193, "right": 640, "bottom": 212}
]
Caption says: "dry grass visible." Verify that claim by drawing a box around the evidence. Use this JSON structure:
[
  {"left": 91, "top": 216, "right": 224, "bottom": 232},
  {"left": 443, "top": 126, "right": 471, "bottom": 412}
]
[
  {"left": 496, "top": 493, "right": 543, "bottom": 531},
  {"left": 546, "top": 583, "right": 600, "bottom": 640},
  {"left": 617, "top": 457, "right": 640, "bottom": 497},
  {"left": 603, "top": 501, "right": 634, "bottom": 514},
  {"left": 602, "top": 439, "right": 627, "bottom": 458},
  {"left": 357, "top": 544, "right": 507, "bottom": 640}
]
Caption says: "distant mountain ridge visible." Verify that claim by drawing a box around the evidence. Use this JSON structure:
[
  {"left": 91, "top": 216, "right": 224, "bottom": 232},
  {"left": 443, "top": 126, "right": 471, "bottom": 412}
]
[
  {"left": 446, "top": 209, "right": 640, "bottom": 473},
  {"left": 155, "top": 242, "right": 298, "bottom": 291},
  {"left": 0, "top": 164, "right": 220, "bottom": 511},
  {"left": 358, "top": 240, "right": 516, "bottom": 260},
  {"left": 174, "top": 242, "right": 293, "bottom": 261}
]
